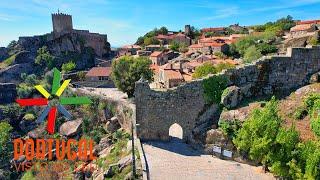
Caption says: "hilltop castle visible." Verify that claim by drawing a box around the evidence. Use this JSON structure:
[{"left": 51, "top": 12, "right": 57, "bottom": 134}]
[{"left": 17, "top": 12, "right": 111, "bottom": 58}]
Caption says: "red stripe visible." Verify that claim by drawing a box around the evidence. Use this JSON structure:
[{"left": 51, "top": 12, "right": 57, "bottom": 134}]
[
  {"left": 47, "top": 107, "right": 57, "bottom": 134},
  {"left": 16, "top": 98, "right": 48, "bottom": 106}
]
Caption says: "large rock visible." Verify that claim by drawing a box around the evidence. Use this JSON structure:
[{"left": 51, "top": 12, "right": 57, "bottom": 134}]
[
  {"left": 117, "top": 155, "right": 132, "bottom": 171},
  {"left": 0, "top": 83, "right": 17, "bottom": 104},
  {"left": 219, "top": 102, "right": 262, "bottom": 123},
  {"left": 59, "top": 119, "right": 82, "bottom": 137},
  {"left": 19, "top": 120, "right": 37, "bottom": 133},
  {"left": 0, "top": 47, "right": 8, "bottom": 62},
  {"left": 14, "top": 51, "right": 35, "bottom": 64},
  {"left": 27, "top": 125, "right": 46, "bottom": 139},
  {"left": 0, "top": 63, "right": 34, "bottom": 83},
  {"left": 104, "top": 116, "right": 120, "bottom": 133},
  {"left": 221, "top": 86, "right": 243, "bottom": 109}
]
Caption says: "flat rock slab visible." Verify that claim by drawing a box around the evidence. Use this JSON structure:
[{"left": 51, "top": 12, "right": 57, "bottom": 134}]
[{"left": 59, "top": 119, "right": 82, "bottom": 137}]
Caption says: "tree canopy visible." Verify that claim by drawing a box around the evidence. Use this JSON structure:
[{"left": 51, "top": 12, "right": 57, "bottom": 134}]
[{"left": 111, "top": 56, "right": 153, "bottom": 97}]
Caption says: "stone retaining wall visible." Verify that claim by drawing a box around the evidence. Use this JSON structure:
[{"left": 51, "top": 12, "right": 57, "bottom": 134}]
[{"left": 135, "top": 46, "right": 320, "bottom": 142}]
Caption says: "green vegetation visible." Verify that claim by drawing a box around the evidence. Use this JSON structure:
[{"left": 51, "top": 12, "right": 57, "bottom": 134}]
[
  {"left": 169, "top": 41, "right": 188, "bottom": 53},
  {"left": 202, "top": 75, "right": 228, "bottom": 104},
  {"left": 111, "top": 56, "right": 153, "bottom": 97},
  {"left": 35, "top": 46, "right": 55, "bottom": 70},
  {"left": 253, "top": 15, "right": 295, "bottom": 34},
  {"left": 229, "top": 16, "right": 291, "bottom": 62},
  {"left": 230, "top": 97, "right": 320, "bottom": 179},
  {"left": 0, "top": 122, "right": 13, "bottom": 163},
  {"left": 61, "top": 61, "right": 76, "bottom": 73},
  {"left": 309, "top": 37, "right": 320, "bottom": 45},
  {"left": 243, "top": 46, "right": 262, "bottom": 63},
  {"left": 192, "top": 62, "right": 235, "bottom": 79},
  {"left": 144, "top": 37, "right": 160, "bottom": 46},
  {"left": 17, "top": 74, "right": 40, "bottom": 98},
  {"left": 218, "top": 119, "right": 241, "bottom": 139},
  {"left": 135, "top": 27, "right": 168, "bottom": 45},
  {"left": 214, "top": 51, "right": 227, "bottom": 59},
  {"left": 23, "top": 113, "right": 36, "bottom": 121}
]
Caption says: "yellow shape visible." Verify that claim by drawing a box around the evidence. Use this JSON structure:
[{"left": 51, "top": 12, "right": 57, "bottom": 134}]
[
  {"left": 35, "top": 85, "right": 51, "bottom": 99},
  {"left": 55, "top": 79, "right": 71, "bottom": 97}
]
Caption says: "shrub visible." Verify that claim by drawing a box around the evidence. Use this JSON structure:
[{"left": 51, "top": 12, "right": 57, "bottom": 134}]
[
  {"left": 218, "top": 120, "right": 241, "bottom": 139},
  {"left": 61, "top": 61, "right": 76, "bottom": 73},
  {"left": 35, "top": 46, "right": 55, "bottom": 70},
  {"left": 192, "top": 62, "right": 217, "bottom": 79},
  {"left": 233, "top": 97, "right": 281, "bottom": 163},
  {"left": 111, "top": 56, "right": 153, "bottom": 97},
  {"left": 243, "top": 46, "right": 262, "bottom": 64},
  {"left": 202, "top": 75, "right": 228, "bottom": 104},
  {"left": 23, "top": 113, "right": 35, "bottom": 121}
]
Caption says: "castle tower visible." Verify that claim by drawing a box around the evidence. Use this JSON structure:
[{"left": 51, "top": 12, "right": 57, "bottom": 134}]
[
  {"left": 185, "top": 25, "right": 191, "bottom": 36},
  {"left": 52, "top": 12, "right": 73, "bottom": 37}
]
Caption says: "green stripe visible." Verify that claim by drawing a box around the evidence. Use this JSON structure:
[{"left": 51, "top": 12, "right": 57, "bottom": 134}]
[
  {"left": 51, "top": 68, "right": 61, "bottom": 94},
  {"left": 60, "top": 97, "right": 92, "bottom": 105}
]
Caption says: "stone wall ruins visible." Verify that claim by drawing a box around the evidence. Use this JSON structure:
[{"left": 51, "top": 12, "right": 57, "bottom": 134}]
[{"left": 135, "top": 46, "right": 320, "bottom": 142}]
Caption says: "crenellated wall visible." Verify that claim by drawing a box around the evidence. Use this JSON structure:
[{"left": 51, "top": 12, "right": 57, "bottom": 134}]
[{"left": 135, "top": 46, "right": 320, "bottom": 142}]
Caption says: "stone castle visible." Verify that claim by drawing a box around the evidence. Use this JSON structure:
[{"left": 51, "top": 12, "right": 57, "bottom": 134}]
[
  {"left": 135, "top": 46, "right": 320, "bottom": 144},
  {"left": 17, "top": 12, "right": 110, "bottom": 58}
]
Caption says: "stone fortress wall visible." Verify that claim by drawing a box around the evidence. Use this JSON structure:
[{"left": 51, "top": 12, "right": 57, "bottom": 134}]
[{"left": 135, "top": 46, "right": 320, "bottom": 142}]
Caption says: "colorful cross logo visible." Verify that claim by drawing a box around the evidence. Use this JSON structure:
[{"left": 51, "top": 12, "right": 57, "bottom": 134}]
[{"left": 16, "top": 68, "right": 92, "bottom": 134}]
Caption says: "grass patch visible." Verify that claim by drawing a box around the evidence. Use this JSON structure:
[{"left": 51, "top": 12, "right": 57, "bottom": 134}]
[{"left": 0, "top": 53, "right": 17, "bottom": 68}]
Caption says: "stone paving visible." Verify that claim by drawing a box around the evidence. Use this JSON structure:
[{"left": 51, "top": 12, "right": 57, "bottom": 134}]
[{"left": 143, "top": 140, "right": 275, "bottom": 180}]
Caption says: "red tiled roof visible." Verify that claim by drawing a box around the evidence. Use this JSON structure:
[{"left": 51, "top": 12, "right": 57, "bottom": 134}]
[
  {"left": 290, "top": 24, "right": 313, "bottom": 32},
  {"left": 86, "top": 67, "right": 112, "bottom": 77},
  {"left": 203, "top": 42, "right": 226, "bottom": 47},
  {"left": 297, "top": 20, "right": 320, "bottom": 25},
  {"left": 150, "top": 51, "right": 163, "bottom": 57},
  {"left": 164, "top": 70, "right": 184, "bottom": 80},
  {"left": 201, "top": 27, "right": 225, "bottom": 33},
  {"left": 189, "top": 44, "right": 204, "bottom": 48},
  {"left": 121, "top": 45, "right": 141, "bottom": 49}
]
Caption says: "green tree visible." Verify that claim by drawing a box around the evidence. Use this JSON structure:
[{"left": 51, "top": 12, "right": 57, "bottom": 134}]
[
  {"left": 192, "top": 62, "right": 217, "bottom": 79},
  {"left": 35, "top": 46, "right": 55, "bottom": 70},
  {"left": 61, "top": 61, "right": 76, "bottom": 73},
  {"left": 0, "top": 122, "right": 13, "bottom": 161},
  {"left": 158, "top": 26, "right": 168, "bottom": 35},
  {"left": 144, "top": 37, "right": 160, "bottom": 46},
  {"left": 233, "top": 97, "right": 281, "bottom": 165},
  {"left": 111, "top": 56, "right": 153, "bottom": 97},
  {"left": 243, "top": 46, "right": 262, "bottom": 63}
]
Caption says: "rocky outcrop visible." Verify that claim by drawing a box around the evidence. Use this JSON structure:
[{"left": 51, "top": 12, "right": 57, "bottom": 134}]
[
  {"left": 59, "top": 119, "right": 82, "bottom": 137},
  {"left": 104, "top": 116, "right": 120, "bottom": 133},
  {"left": 221, "top": 86, "right": 243, "bottom": 109},
  {"left": 0, "top": 47, "right": 8, "bottom": 62},
  {"left": 205, "top": 129, "right": 234, "bottom": 154},
  {"left": 0, "top": 63, "right": 34, "bottom": 83},
  {"left": 0, "top": 83, "right": 17, "bottom": 104}
]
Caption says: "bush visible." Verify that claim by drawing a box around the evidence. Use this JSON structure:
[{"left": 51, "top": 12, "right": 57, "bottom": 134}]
[
  {"left": 35, "top": 46, "right": 55, "bottom": 70},
  {"left": 202, "top": 75, "right": 228, "bottom": 104},
  {"left": 233, "top": 97, "right": 281, "bottom": 163},
  {"left": 23, "top": 113, "right": 35, "bottom": 121},
  {"left": 243, "top": 46, "right": 262, "bottom": 63},
  {"left": 218, "top": 120, "right": 241, "bottom": 139},
  {"left": 0, "top": 122, "right": 13, "bottom": 160},
  {"left": 61, "top": 61, "right": 76, "bottom": 73},
  {"left": 192, "top": 62, "right": 217, "bottom": 79},
  {"left": 111, "top": 56, "right": 153, "bottom": 97}
]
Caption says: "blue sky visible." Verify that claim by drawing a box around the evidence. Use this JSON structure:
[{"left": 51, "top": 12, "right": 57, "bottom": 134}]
[{"left": 1, "top": 0, "right": 320, "bottom": 47}]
